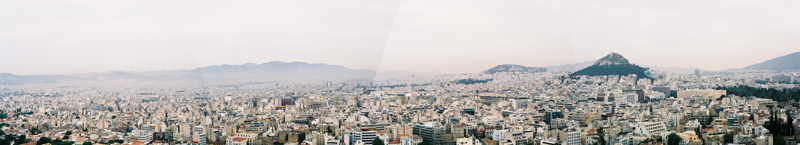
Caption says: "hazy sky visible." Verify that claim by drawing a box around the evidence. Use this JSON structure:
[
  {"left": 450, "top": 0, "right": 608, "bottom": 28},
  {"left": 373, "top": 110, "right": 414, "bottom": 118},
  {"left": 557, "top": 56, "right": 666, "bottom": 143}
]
[{"left": 2, "top": 0, "right": 799, "bottom": 75}]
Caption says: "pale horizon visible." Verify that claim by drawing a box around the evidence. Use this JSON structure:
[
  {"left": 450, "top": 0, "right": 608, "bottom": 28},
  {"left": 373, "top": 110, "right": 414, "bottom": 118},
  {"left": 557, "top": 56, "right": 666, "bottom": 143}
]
[{"left": 2, "top": 0, "right": 800, "bottom": 75}]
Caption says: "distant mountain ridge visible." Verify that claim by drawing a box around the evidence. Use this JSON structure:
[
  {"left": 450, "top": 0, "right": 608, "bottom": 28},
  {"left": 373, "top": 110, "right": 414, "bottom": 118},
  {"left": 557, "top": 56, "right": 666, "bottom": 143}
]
[
  {"left": 571, "top": 52, "right": 650, "bottom": 78},
  {"left": 0, "top": 61, "right": 381, "bottom": 85},
  {"left": 484, "top": 64, "right": 547, "bottom": 74},
  {"left": 742, "top": 52, "right": 800, "bottom": 70}
]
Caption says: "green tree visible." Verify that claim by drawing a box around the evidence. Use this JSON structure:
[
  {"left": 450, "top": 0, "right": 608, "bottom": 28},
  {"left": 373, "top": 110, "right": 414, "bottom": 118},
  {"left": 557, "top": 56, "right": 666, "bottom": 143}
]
[
  {"left": 30, "top": 127, "right": 40, "bottom": 134},
  {"left": 0, "top": 113, "right": 7, "bottom": 119},
  {"left": 65, "top": 131, "right": 72, "bottom": 136},
  {"left": 595, "top": 128, "right": 607, "bottom": 145},
  {"left": 775, "top": 135, "right": 786, "bottom": 145},
  {"left": 667, "top": 133, "right": 682, "bottom": 145},
  {"left": 723, "top": 133, "right": 734, "bottom": 144},
  {"left": 83, "top": 141, "right": 93, "bottom": 145},
  {"left": 63, "top": 135, "right": 69, "bottom": 140},
  {"left": 373, "top": 137, "right": 385, "bottom": 145},
  {"left": 37, "top": 137, "right": 51, "bottom": 145},
  {"left": 16, "top": 135, "right": 27, "bottom": 144},
  {"left": 51, "top": 141, "right": 74, "bottom": 145},
  {"left": 109, "top": 139, "right": 125, "bottom": 144},
  {"left": 111, "top": 116, "right": 117, "bottom": 119},
  {"left": 419, "top": 141, "right": 432, "bottom": 145}
]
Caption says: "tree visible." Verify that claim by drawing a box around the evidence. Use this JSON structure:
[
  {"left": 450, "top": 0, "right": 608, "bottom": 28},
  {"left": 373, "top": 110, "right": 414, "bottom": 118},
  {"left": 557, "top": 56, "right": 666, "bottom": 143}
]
[
  {"left": 775, "top": 134, "right": 786, "bottom": 145},
  {"left": 419, "top": 141, "right": 432, "bottom": 145},
  {"left": 373, "top": 137, "right": 385, "bottom": 145},
  {"left": 111, "top": 116, "right": 117, "bottom": 119},
  {"left": 51, "top": 141, "right": 74, "bottom": 145},
  {"left": 0, "top": 113, "right": 7, "bottom": 119},
  {"left": 65, "top": 131, "right": 72, "bottom": 136},
  {"left": 723, "top": 133, "right": 734, "bottom": 144},
  {"left": 786, "top": 112, "right": 796, "bottom": 136},
  {"left": 667, "top": 133, "right": 682, "bottom": 145},
  {"left": 37, "top": 137, "right": 51, "bottom": 145},
  {"left": 16, "top": 135, "right": 27, "bottom": 144},
  {"left": 63, "top": 135, "right": 69, "bottom": 140},
  {"left": 83, "top": 142, "right": 93, "bottom": 145},
  {"left": 108, "top": 139, "right": 124, "bottom": 144},
  {"left": 30, "top": 127, "right": 40, "bottom": 134},
  {"left": 595, "top": 128, "right": 607, "bottom": 145}
]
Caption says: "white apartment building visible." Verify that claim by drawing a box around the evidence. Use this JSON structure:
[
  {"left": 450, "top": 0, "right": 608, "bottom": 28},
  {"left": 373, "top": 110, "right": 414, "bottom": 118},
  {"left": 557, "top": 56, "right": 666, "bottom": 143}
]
[
  {"left": 227, "top": 137, "right": 247, "bottom": 145},
  {"left": 635, "top": 122, "right": 667, "bottom": 137}
]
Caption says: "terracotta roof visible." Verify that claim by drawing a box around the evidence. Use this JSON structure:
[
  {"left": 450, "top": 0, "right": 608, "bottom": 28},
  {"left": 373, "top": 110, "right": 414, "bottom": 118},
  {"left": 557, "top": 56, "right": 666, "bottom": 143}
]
[
  {"left": 233, "top": 137, "right": 247, "bottom": 141},
  {"left": 482, "top": 138, "right": 493, "bottom": 144},
  {"left": 132, "top": 140, "right": 144, "bottom": 145}
]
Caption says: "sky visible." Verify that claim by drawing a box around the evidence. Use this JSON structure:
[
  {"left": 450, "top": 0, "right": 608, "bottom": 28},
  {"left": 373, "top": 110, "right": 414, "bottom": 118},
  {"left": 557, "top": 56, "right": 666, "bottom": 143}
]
[{"left": 1, "top": 0, "right": 799, "bottom": 75}]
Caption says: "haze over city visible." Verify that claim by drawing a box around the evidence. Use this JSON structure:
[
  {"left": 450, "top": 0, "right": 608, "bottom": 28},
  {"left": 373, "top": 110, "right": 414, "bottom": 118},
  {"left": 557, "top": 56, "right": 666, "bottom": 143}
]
[{"left": 2, "top": 0, "right": 800, "bottom": 75}]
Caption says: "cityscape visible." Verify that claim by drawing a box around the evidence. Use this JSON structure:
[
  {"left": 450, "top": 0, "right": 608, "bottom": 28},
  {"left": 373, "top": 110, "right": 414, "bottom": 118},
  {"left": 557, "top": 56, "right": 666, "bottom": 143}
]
[
  {"left": 2, "top": 1, "right": 800, "bottom": 145},
  {"left": 2, "top": 51, "right": 800, "bottom": 145}
]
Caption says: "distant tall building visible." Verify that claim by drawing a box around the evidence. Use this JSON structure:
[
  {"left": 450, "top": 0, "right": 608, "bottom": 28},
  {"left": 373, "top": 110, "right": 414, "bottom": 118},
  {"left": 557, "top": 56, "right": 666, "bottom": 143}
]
[
  {"left": 677, "top": 89, "right": 726, "bottom": 98},
  {"left": 695, "top": 69, "right": 700, "bottom": 77},
  {"left": 771, "top": 75, "right": 793, "bottom": 84},
  {"left": 652, "top": 86, "right": 672, "bottom": 98},
  {"left": 623, "top": 92, "right": 638, "bottom": 103},
  {"left": 625, "top": 89, "right": 645, "bottom": 103},
  {"left": 544, "top": 111, "right": 563, "bottom": 125},
  {"left": 282, "top": 98, "right": 295, "bottom": 106},
  {"left": 412, "top": 122, "right": 447, "bottom": 145}
]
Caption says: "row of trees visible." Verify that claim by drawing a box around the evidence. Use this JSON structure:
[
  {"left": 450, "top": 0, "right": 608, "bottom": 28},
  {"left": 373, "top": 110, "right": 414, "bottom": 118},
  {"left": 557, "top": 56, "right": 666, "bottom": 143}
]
[
  {"left": 1, "top": 134, "right": 28, "bottom": 145},
  {"left": 716, "top": 85, "right": 800, "bottom": 102}
]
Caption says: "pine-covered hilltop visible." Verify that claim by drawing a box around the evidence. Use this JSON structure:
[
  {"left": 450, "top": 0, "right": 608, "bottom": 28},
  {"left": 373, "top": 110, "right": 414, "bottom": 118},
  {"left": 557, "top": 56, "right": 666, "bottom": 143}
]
[{"left": 571, "top": 52, "right": 649, "bottom": 78}]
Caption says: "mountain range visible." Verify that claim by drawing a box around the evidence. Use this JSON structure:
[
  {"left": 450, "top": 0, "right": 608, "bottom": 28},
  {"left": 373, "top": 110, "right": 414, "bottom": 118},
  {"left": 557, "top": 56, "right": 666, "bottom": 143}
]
[
  {"left": 483, "top": 64, "right": 547, "bottom": 74},
  {"left": 742, "top": 52, "right": 800, "bottom": 70},
  {"left": 3, "top": 51, "right": 799, "bottom": 85},
  {"left": 0, "top": 62, "right": 385, "bottom": 85}
]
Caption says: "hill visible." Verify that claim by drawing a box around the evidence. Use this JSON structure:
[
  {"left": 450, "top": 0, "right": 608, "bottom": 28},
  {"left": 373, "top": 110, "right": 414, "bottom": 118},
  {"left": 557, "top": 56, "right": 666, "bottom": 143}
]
[
  {"left": 743, "top": 52, "right": 800, "bottom": 70},
  {"left": 484, "top": 64, "right": 547, "bottom": 74},
  {"left": 571, "top": 52, "right": 649, "bottom": 78}
]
